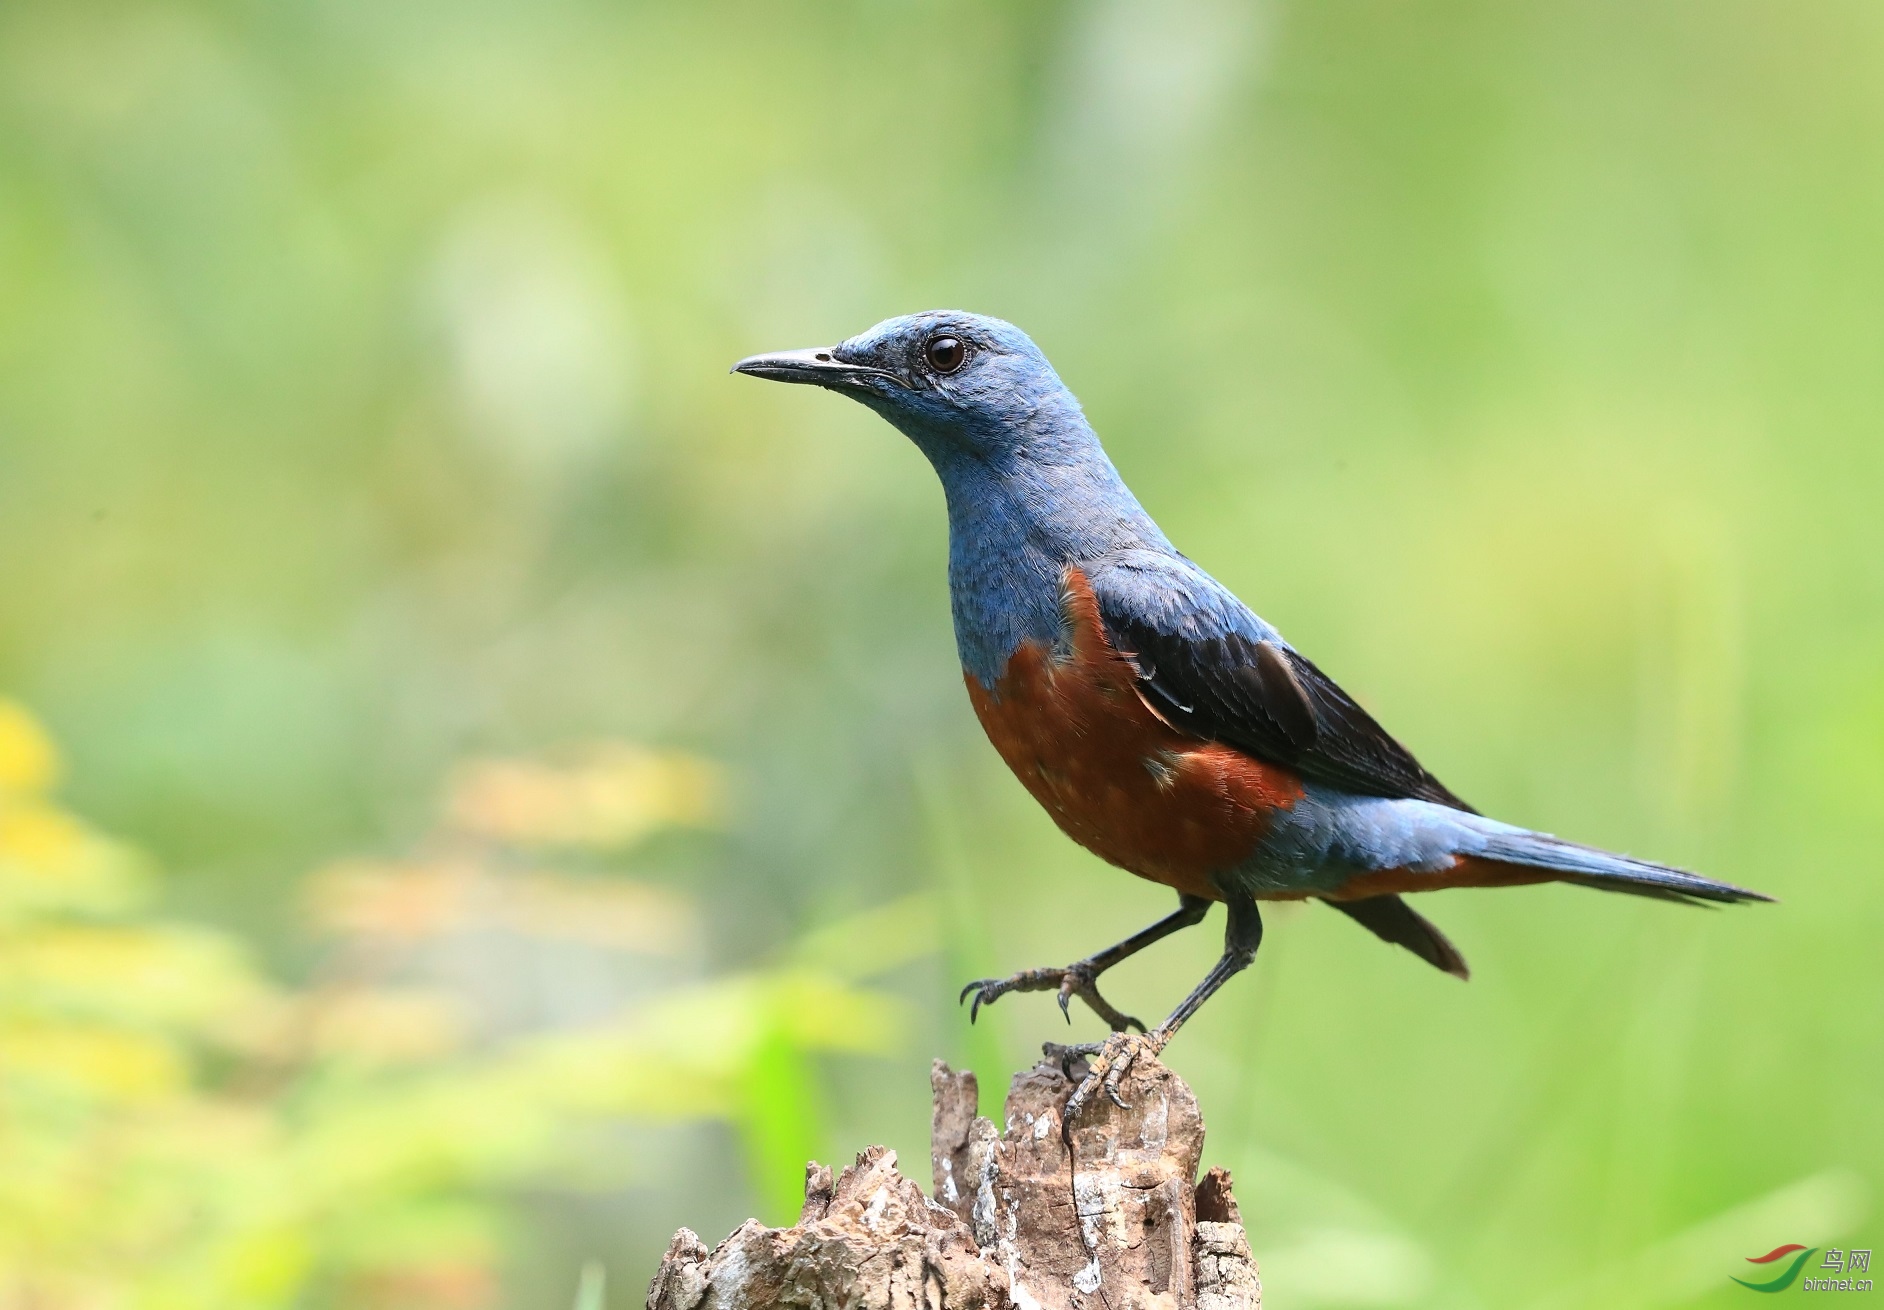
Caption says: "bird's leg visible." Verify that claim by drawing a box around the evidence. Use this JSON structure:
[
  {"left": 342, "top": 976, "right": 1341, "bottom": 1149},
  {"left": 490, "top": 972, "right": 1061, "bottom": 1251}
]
[
  {"left": 1056, "top": 894, "right": 1263, "bottom": 1133},
  {"left": 960, "top": 895, "right": 1210, "bottom": 1033}
]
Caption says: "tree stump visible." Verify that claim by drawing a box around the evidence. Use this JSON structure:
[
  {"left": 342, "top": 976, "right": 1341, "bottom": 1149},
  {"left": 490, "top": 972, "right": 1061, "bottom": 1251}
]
[{"left": 646, "top": 1050, "right": 1260, "bottom": 1310}]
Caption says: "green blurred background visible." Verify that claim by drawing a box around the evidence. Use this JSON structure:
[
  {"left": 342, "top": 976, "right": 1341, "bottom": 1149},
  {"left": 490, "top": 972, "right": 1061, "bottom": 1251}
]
[{"left": 1, "top": 0, "right": 1880, "bottom": 1306}]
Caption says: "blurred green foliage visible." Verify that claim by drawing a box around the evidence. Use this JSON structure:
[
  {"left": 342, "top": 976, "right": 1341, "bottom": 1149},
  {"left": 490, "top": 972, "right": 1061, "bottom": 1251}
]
[
  {"left": 0, "top": 702, "right": 922, "bottom": 1305},
  {"left": 1, "top": 0, "right": 1881, "bottom": 1306}
]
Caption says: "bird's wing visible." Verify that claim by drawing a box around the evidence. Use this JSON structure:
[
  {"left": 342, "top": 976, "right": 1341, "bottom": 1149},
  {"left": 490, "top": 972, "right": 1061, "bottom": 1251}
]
[{"left": 1087, "top": 552, "right": 1475, "bottom": 812}]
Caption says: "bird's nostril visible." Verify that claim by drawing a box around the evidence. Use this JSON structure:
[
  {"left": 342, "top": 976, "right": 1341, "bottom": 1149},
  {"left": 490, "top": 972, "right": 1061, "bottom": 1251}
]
[{"left": 815, "top": 352, "right": 831, "bottom": 362}]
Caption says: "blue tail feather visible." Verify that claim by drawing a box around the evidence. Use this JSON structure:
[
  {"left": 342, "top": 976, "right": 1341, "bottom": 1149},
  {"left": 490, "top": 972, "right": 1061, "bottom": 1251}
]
[{"left": 1475, "top": 829, "right": 1772, "bottom": 905}]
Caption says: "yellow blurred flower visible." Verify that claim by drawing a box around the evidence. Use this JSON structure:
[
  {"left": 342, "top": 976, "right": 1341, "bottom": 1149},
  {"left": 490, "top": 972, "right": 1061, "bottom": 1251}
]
[
  {"left": 0, "top": 922, "right": 268, "bottom": 1030},
  {"left": 306, "top": 859, "right": 476, "bottom": 940},
  {"left": 0, "top": 700, "right": 59, "bottom": 795},
  {"left": 306, "top": 859, "right": 701, "bottom": 954},
  {"left": 0, "top": 1019, "right": 188, "bottom": 1102},
  {"left": 444, "top": 745, "right": 722, "bottom": 849},
  {"left": 502, "top": 871, "right": 699, "bottom": 952},
  {"left": 0, "top": 804, "right": 149, "bottom": 919},
  {"left": 307, "top": 988, "right": 469, "bottom": 1064},
  {"left": 0, "top": 804, "right": 85, "bottom": 870},
  {"left": 0, "top": 708, "right": 918, "bottom": 1308}
]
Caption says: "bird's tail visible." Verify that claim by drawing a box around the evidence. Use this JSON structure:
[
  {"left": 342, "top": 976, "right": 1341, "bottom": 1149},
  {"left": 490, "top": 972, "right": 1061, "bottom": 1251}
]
[
  {"left": 1472, "top": 829, "right": 1772, "bottom": 906},
  {"left": 1323, "top": 894, "right": 1471, "bottom": 978}
]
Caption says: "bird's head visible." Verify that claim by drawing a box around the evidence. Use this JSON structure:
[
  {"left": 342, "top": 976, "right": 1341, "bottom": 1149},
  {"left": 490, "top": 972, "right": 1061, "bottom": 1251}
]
[{"left": 732, "top": 311, "right": 1094, "bottom": 474}]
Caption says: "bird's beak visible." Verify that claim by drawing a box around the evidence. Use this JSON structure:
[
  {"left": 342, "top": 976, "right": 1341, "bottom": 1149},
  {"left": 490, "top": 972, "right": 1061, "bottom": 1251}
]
[{"left": 730, "top": 347, "right": 899, "bottom": 389}]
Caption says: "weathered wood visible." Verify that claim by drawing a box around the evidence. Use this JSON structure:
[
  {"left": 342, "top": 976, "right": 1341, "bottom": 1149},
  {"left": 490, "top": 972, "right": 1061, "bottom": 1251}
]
[{"left": 647, "top": 1052, "right": 1260, "bottom": 1310}]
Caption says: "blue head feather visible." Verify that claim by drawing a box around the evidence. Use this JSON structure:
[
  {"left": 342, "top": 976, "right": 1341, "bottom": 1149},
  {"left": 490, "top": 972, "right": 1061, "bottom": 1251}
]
[{"left": 736, "top": 311, "right": 1176, "bottom": 683}]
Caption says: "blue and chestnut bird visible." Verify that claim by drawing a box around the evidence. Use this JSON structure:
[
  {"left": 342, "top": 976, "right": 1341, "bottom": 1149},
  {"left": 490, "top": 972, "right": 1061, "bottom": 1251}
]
[{"left": 734, "top": 311, "right": 1770, "bottom": 1117}]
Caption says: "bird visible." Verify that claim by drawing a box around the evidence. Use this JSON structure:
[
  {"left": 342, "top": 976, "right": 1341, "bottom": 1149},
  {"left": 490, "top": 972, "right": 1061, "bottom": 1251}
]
[{"left": 733, "top": 311, "right": 1771, "bottom": 1120}]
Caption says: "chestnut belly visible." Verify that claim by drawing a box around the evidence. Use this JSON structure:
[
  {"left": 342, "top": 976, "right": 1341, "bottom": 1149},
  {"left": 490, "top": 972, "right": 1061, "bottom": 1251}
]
[{"left": 963, "top": 585, "right": 1304, "bottom": 901}]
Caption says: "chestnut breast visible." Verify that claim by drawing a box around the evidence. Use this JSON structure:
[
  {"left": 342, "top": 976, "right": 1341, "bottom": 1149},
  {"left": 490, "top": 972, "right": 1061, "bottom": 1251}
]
[{"left": 963, "top": 568, "right": 1305, "bottom": 901}]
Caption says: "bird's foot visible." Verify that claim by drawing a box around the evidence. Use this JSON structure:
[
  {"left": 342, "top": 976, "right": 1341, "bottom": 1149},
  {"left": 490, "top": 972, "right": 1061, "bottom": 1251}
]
[
  {"left": 1049, "top": 1029, "right": 1171, "bottom": 1136},
  {"left": 958, "top": 962, "right": 1145, "bottom": 1033}
]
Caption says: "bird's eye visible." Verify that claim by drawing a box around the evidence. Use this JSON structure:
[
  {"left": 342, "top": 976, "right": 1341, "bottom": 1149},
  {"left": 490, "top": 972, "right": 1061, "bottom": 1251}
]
[{"left": 925, "top": 335, "right": 967, "bottom": 375}]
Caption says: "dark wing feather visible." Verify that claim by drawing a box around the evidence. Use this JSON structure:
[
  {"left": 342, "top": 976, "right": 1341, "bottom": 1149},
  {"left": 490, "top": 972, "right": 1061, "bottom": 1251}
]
[
  {"left": 1322, "top": 895, "right": 1470, "bottom": 978},
  {"left": 1100, "top": 607, "right": 1475, "bottom": 812}
]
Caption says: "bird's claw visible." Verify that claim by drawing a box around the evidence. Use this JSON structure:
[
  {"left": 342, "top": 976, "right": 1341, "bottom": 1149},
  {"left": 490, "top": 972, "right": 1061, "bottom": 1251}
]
[
  {"left": 1052, "top": 1030, "right": 1169, "bottom": 1139},
  {"left": 958, "top": 977, "right": 995, "bottom": 1024},
  {"left": 958, "top": 962, "right": 1143, "bottom": 1032}
]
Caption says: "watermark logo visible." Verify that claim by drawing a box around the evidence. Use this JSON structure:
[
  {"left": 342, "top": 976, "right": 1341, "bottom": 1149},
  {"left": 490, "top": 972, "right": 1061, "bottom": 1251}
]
[
  {"left": 1734, "top": 1246, "right": 1815, "bottom": 1292},
  {"left": 1733, "top": 1245, "right": 1872, "bottom": 1294}
]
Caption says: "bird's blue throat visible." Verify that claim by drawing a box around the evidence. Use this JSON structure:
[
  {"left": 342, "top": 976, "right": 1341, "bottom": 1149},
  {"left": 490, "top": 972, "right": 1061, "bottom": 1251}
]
[{"left": 863, "top": 397, "right": 1170, "bottom": 689}]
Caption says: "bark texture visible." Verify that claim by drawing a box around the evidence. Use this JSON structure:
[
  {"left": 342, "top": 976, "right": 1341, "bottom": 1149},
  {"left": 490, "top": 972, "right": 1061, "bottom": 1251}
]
[{"left": 647, "top": 1051, "right": 1259, "bottom": 1310}]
